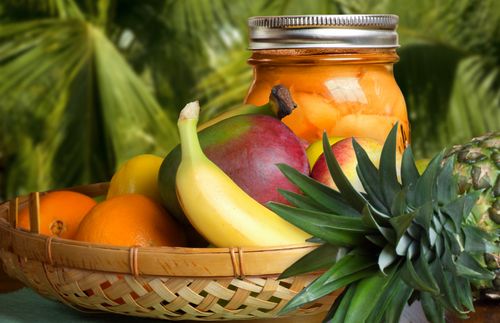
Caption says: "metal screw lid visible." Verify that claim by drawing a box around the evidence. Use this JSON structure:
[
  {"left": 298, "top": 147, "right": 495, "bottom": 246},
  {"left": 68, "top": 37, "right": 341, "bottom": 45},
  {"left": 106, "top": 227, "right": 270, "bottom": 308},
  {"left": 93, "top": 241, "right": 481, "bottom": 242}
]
[{"left": 248, "top": 14, "right": 399, "bottom": 49}]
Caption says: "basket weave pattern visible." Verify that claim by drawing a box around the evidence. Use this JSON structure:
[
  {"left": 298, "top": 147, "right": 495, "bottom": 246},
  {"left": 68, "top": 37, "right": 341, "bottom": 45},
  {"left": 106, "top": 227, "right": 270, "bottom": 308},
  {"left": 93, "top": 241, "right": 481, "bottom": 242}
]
[{"left": 0, "top": 184, "right": 340, "bottom": 321}]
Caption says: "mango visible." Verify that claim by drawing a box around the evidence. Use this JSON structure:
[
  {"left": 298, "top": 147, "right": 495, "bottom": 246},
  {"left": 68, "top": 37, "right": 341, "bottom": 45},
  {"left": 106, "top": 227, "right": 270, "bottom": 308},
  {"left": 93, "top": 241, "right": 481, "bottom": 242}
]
[{"left": 158, "top": 114, "right": 310, "bottom": 224}]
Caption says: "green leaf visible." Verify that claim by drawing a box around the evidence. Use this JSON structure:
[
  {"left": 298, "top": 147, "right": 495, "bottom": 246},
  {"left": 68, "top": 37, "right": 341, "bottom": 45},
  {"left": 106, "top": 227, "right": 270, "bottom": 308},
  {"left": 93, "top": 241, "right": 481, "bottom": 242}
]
[
  {"left": 421, "top": 292, "right": 445, "bottom": 323},
  {"left": 430, "top": 258, "right": 467, "bottom": 315},
  {"left": 267, "top": 202, "right": 371, "bottom": 246},
  {"left": 413, "top": 248, "right": 440, "bottom": 294},
  {"left": 327, "top": 283, "right": 358, "bottom": 323},
  {"left": 379, "top": 124, "right": 402, "bottom": 207},
  {"left": 390, "top": 187, "right": 408, "bottom": 217},
  {"left": 366, "top": 273, "right": 413, "bottom": 323},
  {"left": 389, "top": 211, "right": 417, "bottom": 242},
  {"left": 414, "top": 151, "right": 444, "bottom": 207},
  {"left": 414, "top": 202, "right": 434, "bottom": 232},
  {"left": 443, "top": 228, "right": 461, "bottom": 256},
  {"left": 279, "top": 264, "right": 377, "bottom": 315},
  {"left": 352, "top": 138, "right": 388, "bottom": 213},
  {"left": 407, "top": 240, "right": 419, "bottom": 259},
  {"left": 435, "top": 234, "right": 444, "bottom": 257},
  {"left": 277, "top": 189, "right": 330, "bottom": 212},
  {"left": 276, "top": 164, "right": 360, "bottom": 217},
  {"left": 456, "top": 276, "right": 474, "bottom": 312},
  {"left": 436, "top": 156, "right": 457, "bottom": 205},
  {"left": 456, "top": 252, "right": 495, "bottom": 280},
  {"left": 407, "top": 223, "right": 423, "bottom": 241},
  {"left": 322, "top": 132, "right": 366, "bottom": 211},
  {"left": 401, "top": 255, "right": 439, "bottom": 294},
  {"left": 444, "top": 191, "right": 481, "bottom": 231},
  {"left": 378, "top": 245, "right": 398, "bottom": 273},
  {"left": 324, "top": 249, "right": 378, "bottom": 284},
  {"left": 344, "top": 265, "right": 399, "bottom": 323},
  {"left": 362, "top": 205, "right": 396, "bottom": 244},
  {"left": 401, "top": 146, "right": 420, "bottom": 188},
  {"left": 279, "top": 244, "right": 344, "bottom": 279},
  {"left": 462, "top": 225, "right": 499, "bottom": 254},
  {"left": 366, "top": 234, "right": 387, "bottom": 248},
  {"left": 395, "top": 233, "right": 413, "bottom": 256}
]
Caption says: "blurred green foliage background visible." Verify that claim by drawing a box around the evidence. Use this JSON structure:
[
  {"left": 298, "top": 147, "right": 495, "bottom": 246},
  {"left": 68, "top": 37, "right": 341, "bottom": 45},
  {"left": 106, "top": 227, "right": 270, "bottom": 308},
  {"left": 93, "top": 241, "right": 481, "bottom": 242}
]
[{"left": 1, "top": 0, "right": 499, "bottom": 201}]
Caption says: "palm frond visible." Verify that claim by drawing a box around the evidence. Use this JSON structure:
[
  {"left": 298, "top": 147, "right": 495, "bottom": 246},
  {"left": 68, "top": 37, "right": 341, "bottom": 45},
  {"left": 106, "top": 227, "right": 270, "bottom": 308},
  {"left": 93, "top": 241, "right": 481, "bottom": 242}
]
[{"left": 0, "top": 18, "right": 178, "bottom": 198}]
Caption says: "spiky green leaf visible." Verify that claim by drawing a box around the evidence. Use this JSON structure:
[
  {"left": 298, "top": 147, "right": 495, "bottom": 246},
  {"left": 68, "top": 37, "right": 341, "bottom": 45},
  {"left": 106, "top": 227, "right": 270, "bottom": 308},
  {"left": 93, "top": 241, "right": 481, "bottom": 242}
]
[
  {"left": 414, "top": 201, "right": 434, "bottom": 232},
  {"left": 443, "top": 228, "right": 462, "bottom": 255},
  {"left": 436, "top": 156, "right": 457, "bottom": 205},
  {"left": 379, "top": 124, "right": 402, "bottom": 207},
  {"left": 279, "top": 244, "right": 344, "bottom": 279},
  {"left": 276, "top": 163, "right": 360, "bottom": 216},
  {"left": 389, "top": 211, "right": 417, "bottom": 242},
  {"left": 401, "top": 146, "right": 420, "bottom": 188},
  {"left": 277, "top": 189, "right": 330, "bottom": 213},
  {"left": 366, "top": 274, "right": 413, "bottom": 323},
  {"left": 366, "top": 234, "right": 387, "bottom": 248},
  {"left": 456, "top": 276, "right": 474, "bottom": 312},
  {"left": 462, "top": 225, "right": 499, "bottom": 254},
  {"left": 407, "top": 223, "right": 423, "bottom": 240},
  {"left": 352, "top": 138, "right": 388, "bottom": 213},
  {"left": 267, "top": 202, "right": 371, "bottom": 246},
  {"left": 414, "top": 151, "right": 444, "bottom": 206},
  {"left": 324, "top": 249, "right": 378, "bottom": 284},
  {"left": 327, "top": 283, "right": 358, "bottom": 323},
  {"left": 413, "top": 249, "right": 440, "bottom": 294},
  {"left": 456, "top": 252, "right": 495, "bottom": 280},
  {"left": 401, "top": 256, "right": 440, "bottom": 294},
  {"left": 390, "top": 187, "right": 408, "bottom": 216},
  {"left": 279, "top": 265, "right": 377, "bottom": 315},
  {"left": 396, "top": 233, "right": 413, "bottom": 256},
  {"left": 322, "top": 132, "right": 366, "bottom": 211},
  {"left": 421, "top": 291, "right": 445, "bottom": 323},
  {"left": 430, "top": 258, "right": 467, "bottom": 315},
  {"left": 378, "top": 244, "right": 398, "bottom": 273},
  {"left": 362, "top": 205, "right": 396, "bottom": 244},
  {"left": 344, "top": 265, "right": 399, "bottom": 323}
]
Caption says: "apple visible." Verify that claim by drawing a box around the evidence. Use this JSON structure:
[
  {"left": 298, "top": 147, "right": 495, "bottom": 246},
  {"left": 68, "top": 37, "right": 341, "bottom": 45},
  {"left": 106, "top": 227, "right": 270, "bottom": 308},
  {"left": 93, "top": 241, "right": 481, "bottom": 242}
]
[{"left": 311, "top": 137, "right": 401, "bottom": 192}]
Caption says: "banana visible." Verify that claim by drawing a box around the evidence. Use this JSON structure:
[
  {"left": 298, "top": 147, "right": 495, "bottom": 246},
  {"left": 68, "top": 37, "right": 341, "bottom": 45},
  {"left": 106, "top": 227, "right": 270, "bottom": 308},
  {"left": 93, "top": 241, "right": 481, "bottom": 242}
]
[
  {"left": 176, "top": 101, "right": 311, "bottom": 247},
  {"left": 197, "top": 84, "right": 296, "bottom": 131}
]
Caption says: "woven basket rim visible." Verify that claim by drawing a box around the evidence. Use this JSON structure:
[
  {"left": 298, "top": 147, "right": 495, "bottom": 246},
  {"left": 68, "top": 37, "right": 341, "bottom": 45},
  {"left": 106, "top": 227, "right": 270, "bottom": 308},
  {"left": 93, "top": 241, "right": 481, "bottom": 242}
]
[{"left": 0, "top": 183, "right": 318, "bottom": 278}]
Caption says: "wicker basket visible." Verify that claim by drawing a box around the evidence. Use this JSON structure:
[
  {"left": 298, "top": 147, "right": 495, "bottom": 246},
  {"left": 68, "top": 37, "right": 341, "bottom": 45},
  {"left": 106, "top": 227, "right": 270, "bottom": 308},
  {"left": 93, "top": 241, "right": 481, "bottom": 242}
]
[{"left": 0, "top": 183, "right": 340, "bottom": 321}]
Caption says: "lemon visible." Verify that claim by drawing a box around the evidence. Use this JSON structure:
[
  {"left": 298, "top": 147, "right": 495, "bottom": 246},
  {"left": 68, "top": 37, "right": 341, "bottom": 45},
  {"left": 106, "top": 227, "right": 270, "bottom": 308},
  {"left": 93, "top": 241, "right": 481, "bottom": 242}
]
[
  {"left": 107, "top": 154, "right": 163, "bottom": 203},
  {"left": 306, "top": 136, "right": 343, "bottom": 169}
]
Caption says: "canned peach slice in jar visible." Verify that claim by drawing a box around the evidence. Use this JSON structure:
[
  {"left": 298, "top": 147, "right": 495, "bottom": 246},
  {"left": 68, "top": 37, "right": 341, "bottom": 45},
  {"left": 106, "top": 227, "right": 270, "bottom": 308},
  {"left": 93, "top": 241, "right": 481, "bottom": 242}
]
[{"left": 244, "top": 15, "right": 410, "bottom": 152}]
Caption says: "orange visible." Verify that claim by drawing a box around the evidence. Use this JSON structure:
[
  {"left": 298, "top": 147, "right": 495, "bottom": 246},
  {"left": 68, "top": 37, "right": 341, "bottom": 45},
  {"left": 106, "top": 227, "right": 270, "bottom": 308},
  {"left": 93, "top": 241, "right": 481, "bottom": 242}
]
[
  {"left": 74, "top": 194, "right": 186, "bottom": 247},
  {"left": 17, "top": 191, "right": 96, "bottom": 239}
]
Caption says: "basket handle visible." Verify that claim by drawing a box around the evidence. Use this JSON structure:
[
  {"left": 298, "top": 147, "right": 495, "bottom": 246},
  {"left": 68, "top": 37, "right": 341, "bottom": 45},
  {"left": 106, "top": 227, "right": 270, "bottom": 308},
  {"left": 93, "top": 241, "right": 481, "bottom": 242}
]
[
  {"left": 8, "top": 198, "right": 19, "bottom": 228},
  {"left": 28, "top": 192, "right": 41, "bottom": 234}
]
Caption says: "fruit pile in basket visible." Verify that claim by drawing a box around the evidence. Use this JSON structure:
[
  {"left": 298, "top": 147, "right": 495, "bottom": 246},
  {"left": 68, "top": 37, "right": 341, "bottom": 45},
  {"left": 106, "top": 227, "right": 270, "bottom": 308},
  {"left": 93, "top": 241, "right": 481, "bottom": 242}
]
[{"left": 14, "top": 85, "right": 499, "bottom": 323}]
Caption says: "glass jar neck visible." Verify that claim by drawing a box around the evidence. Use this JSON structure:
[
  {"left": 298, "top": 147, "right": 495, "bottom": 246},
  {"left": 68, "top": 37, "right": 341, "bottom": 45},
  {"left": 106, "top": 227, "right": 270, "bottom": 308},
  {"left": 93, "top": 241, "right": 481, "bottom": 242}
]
[{"left": 248, "top": 48, "right": 399, "bottom": 65}]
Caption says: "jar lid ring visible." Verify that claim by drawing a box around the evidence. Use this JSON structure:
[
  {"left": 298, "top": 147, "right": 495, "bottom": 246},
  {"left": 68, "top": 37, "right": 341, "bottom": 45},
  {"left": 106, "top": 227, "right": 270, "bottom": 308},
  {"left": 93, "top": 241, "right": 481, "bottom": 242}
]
[{"left": 248, "top": 14, "right": 399, "bottom": 49}]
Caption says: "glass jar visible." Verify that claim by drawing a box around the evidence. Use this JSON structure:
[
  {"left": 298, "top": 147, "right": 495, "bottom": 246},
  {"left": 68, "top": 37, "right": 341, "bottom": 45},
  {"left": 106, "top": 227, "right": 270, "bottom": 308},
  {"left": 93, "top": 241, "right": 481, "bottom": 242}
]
[{"left": 245, "top": 15, "right": 410, "bottom": 152}]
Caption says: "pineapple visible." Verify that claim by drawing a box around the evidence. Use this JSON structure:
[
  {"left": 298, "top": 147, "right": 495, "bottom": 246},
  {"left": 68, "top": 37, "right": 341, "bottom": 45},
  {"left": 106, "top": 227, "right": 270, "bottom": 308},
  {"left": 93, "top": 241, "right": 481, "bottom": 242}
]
[
  {"left": 268, "top": 127, "right": 499, "bottom": 322},
  {"left": 444, "top": 132, "right": 499, "bottom": 299}
]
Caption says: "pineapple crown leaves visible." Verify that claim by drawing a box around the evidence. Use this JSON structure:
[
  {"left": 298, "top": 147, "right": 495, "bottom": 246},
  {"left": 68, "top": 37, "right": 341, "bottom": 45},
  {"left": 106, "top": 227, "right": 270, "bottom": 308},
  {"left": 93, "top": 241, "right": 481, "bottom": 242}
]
[{"left": 267, "top": 124, "right": 496, "bottom": 323}]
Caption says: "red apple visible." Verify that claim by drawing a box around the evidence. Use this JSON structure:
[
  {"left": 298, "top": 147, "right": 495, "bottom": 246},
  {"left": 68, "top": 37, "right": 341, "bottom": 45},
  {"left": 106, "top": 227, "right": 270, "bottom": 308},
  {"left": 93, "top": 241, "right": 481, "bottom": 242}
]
[{"left": 311, "top": 137, "right": 401, "bottom": 192}]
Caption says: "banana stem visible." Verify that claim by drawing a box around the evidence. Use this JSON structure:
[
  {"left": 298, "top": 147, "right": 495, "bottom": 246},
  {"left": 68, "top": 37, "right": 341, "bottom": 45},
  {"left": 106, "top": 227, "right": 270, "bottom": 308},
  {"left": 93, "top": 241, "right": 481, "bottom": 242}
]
[{"left": 178, "top": 101, "right": 205, "bottom": 163}]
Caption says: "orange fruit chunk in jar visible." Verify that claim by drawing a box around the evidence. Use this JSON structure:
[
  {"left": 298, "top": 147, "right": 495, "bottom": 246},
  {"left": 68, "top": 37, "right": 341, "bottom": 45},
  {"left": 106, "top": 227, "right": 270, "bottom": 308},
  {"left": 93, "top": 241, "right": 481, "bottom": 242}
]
[
  {"left": 74, "top": 194, "right": 186, "bottom": 247},
  {"left": 17, "top": 191, "right": 96, "bottom": 239},
  {"left": 245, "top": 50, "right": 410, "bottom": 153}
]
